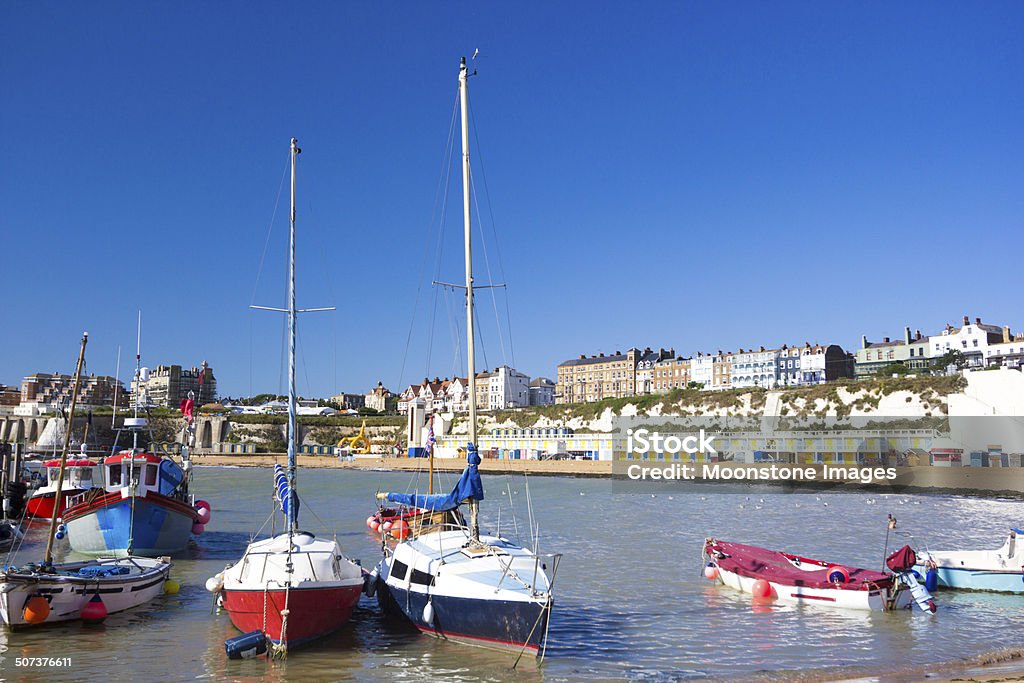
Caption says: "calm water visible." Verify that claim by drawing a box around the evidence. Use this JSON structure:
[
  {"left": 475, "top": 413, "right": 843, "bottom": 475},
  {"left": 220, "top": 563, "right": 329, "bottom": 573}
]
[{"left": 2, "top": 466, "right": 1023, "bottom": 682}]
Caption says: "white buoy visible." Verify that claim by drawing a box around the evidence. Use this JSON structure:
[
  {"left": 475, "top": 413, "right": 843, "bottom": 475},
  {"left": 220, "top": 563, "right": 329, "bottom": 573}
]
[
  {"left": 422, "top": 601, "right": 434, "bottom": 625},
  {"left": 205, "top": 576, "right": 223, "bottom": 593}
]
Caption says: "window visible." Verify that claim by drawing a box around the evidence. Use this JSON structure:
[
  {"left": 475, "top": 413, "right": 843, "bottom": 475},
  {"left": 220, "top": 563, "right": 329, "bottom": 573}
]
[{"left": 109, "top": 464, "right": 122, "bottom": 486}]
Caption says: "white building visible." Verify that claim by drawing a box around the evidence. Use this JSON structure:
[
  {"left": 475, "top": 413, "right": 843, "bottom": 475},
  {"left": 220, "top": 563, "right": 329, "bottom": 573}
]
[
  {"left": 475, "top": 366, "right": 530, "bottom": 410},
  {"left": 690, "top": 353, "right": 714, "bottom": 389},
  {"left": 930, "top": 316, "right": 1006, "bottom": 370},
  {"left": 729, "top": 348, "right": 779, "bottom": 389}
]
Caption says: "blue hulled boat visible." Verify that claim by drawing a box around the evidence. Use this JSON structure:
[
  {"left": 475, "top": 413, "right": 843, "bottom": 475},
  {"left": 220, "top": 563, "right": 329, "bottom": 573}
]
[{"left": 63, "top": 450, "right": 201, "bottom": 556}]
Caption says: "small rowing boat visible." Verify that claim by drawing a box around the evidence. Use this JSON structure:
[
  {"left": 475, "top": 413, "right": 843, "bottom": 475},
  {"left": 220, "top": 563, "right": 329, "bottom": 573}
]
[{"left": 703, "top": 538, "right": 936, "bottom": 612}]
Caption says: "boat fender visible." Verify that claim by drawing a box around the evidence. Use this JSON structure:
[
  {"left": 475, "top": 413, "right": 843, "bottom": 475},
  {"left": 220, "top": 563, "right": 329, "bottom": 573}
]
[
  {"left": 225, "top": 630, "right": 268, "bottom": 660},
  {"left": 192, "top": 522, "right": 206, "bottom": 535},
  {"left": 364, "top": 572, "right": 378, "bottom": 598},
  {"left": 80, "top": 594, "right": 108, "bottom": 624},
  {"left": 164, "top": 578, "right": 180, "bottom": 595},
  {"left": 827, "top": 565, "right": 850, "bottom": 584},
  {"left": 366, "top": 515, "right": 377, "bottom": 530},
  {"left": 196, "top": 506, "right": 212, "bottom": 525},
  {"left": 205, "top": 576, "right": 224, "bottom": 593},
  {"left": 925, "top": 568, "right": 938, "bottom": 593},
  {"left": 704, "top": 563, "right": 719, "bottom": 580},
  {"left": 752, "top": 579, "right": 773, "bottom": 598},
  {"left": 423, "top": 601, "right": 434, "bottom": 625},
  {"left": 23, "top": 595, "right": 50, "bottom": 624}
]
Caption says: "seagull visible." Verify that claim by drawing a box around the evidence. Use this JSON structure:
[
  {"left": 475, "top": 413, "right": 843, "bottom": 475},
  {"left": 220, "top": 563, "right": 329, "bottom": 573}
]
[
  {"left": 580, "top": 492, "right": 585, "bottom": 496},
  {"left": 823, "top": 502, "right": 830, "bottom": 507}
]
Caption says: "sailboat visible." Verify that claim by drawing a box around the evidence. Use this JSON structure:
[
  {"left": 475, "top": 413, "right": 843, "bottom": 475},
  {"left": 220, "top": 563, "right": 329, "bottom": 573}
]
[
  {"left": 0, "top": 333, "right": 173, "bottom": 628},
  {"left": 372, "top": 57, "right": 560, "bottom": 657},
  {"left": 207, "top": 138, "right": 364, "bottom": 657},
  {"left": 62, "top": 321, "right": 202, "bottom": 557}
]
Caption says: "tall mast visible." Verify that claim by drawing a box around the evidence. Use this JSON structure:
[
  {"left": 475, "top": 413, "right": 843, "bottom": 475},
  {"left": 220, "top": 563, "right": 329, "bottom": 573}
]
[
  {"left": 44, "top": 332, "right": 88, "bottom": 565},
  {"left": 287, "top": 137, "right": 300, "bottom": 534},
  {"left": 460, "top": 56, "right": 480, "bottom": 542}
]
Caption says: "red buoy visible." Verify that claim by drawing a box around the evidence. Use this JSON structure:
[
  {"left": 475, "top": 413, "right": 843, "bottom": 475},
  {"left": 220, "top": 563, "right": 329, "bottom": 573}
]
[
  {"left": 80, "top": 594, "right": 108, "bottom": 624},
  {"left": 704, "top": 565, "right": 719, "bottom": 580},
  {"left": 752, "top": 578, "right": 773, "bottom": 599}
]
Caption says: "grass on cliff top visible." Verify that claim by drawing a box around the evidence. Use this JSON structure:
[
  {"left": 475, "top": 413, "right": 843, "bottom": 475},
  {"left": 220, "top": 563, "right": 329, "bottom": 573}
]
[
  {"left": 227, "top": 414, "right": 405, "bottom": 427},
  {"left": 479, "top": 375, "right": 967, "bottom": 428}
]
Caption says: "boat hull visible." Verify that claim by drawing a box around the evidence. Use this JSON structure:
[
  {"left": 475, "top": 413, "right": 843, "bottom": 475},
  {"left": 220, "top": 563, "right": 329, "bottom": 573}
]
[
  {"left": 26, "top": 489, "right": 86, "bottom": 519},
  {"left": 221, "top": 583, "right": 362, "bottom": 647},
  {"left": 715, "top": 564, "right": 910, "bottom": 611},
  {"left": 916, "top": 563, "right": 1024, "bottom": 593},
  {"left": 63, "top": 492, "right": 198, "bottom": 556},
  {"left": 377, "top": 574, "right": 548, "bottom": 654},
  {"left": 0, "top": 558, "right": 171, "bottom": 627}
]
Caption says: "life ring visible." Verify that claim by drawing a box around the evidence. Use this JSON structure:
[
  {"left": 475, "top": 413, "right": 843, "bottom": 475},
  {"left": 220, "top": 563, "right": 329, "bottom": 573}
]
[{"left": 826, "top": 565, "right": 850, "bottom": 584}]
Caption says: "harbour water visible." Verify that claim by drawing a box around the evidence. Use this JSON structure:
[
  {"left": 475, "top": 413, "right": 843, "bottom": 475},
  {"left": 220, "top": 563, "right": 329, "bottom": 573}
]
[{"left": 3, "top": 466, "right": 1023, "bottom": 681}]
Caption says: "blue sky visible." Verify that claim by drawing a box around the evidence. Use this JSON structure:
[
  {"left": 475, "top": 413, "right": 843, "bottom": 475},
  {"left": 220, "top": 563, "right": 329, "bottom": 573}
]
[{"left": 2, "top": 3, "right": 1021, "bottom": 398}]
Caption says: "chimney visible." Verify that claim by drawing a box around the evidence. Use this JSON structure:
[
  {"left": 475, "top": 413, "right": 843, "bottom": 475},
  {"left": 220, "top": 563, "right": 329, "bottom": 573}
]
[
  {"left": 1005, "top": 326, "right": 1012, "bottom": 343},
  {"left": 904, "top": 326, "right": 911, "bottom": 345},
  {"left": 861, "top": 335, "right": 868, "bottom": 349},
  {"left": 579, "top": 354, "right": 586, "bottom": 360},
  {"left": 963, "top": 315, "right": 970, "bottom": 326},
  {"left": 916, "top": 329, "right": 922, "bottom": 340},
  {"left": 884, "top": 337, "right": 890, "bottom": 343},
  {"left": 760, "top": 345, "right": 765, "bottom": 352},
  {"left": 975, "top": 317, "right": 982, "bottom": 325},
  {"left": 697, "top": 351, "right": 703, "bottom": 357},
  {"left": 805, "top": 341, "right": 811, "bottom": 348},
  {"left": 599, "top": 352, "right": 604, "bottom": 357}
]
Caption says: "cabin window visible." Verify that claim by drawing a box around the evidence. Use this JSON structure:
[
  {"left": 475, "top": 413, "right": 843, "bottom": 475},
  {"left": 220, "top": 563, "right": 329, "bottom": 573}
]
[
  {"left": 109, "top": 464, "right": 123, "bottom": 486},
  {"left": 391, "top": 559, "right": 409, "bottom": 581},
  {"left": 80, "top": 469, "right": 92, "bottom": 482},
  {"left": 409, "top": 568, "right": 433, "bottom": 586},
  {"left": 49, "top": 469, "right": 59, "bottom": 484},
  {"left": 145, "top": 464, "right": 158, "bottom": 486}
]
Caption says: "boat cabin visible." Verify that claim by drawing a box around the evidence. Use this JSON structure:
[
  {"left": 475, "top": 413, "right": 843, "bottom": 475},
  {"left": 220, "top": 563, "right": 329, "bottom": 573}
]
[
  {"left": 42, "top": 459, "right": 98, "bottom": 492},
  {"left": 103, "top": 451, "right": 186, "bottom": 498}
]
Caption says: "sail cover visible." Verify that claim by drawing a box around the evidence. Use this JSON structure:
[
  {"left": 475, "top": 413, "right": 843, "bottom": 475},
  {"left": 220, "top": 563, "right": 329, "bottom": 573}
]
[
  {"left": 274, "top": 463, "right": 299, "bottom": 520},
  {"left": 385, "top": 443, "right": 484, "bottom": 511}
]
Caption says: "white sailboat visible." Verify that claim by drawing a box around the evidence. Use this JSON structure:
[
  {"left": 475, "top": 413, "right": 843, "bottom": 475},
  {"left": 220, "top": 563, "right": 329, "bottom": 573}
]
[
  {"left": 208, "top": 138, "right": 364, "bottom": 657},
  {"left": 372, "top": 57, "right": 560, "bottom": 657}
]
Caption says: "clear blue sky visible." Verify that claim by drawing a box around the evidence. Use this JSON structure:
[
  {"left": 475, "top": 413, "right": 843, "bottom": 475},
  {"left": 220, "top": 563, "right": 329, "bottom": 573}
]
[{"left": 2, "top": 2, "right": 1021, "bottom": 399}]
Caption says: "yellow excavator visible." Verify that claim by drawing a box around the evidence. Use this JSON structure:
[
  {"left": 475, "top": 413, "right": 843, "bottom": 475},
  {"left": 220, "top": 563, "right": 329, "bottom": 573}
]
[{"left": 336, "top": 420, "right": 372, "bottom": 454}]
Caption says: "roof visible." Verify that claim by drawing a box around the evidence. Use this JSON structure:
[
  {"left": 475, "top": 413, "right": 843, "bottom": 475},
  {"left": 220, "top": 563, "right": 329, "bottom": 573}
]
[
  {"left": 104, "top": 452, "right": 162, "bottom": 465},
  {"left": 558, "top": 352, "right": 630, "bottom": 368},
  {"left": 530, "top": 377, "right": 555, "bottom": 387},
  {"left": 44, "top": 459, "right": 95, "bottom": 468}
]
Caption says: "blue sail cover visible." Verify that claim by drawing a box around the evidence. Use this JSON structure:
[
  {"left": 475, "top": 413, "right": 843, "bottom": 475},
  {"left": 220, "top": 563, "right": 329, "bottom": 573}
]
[
  {"left": 274, "top": 464, "right": 299, "bottom": 520},
  {"left": 386, "top": 443, "right": 484, "bottom": 511}
]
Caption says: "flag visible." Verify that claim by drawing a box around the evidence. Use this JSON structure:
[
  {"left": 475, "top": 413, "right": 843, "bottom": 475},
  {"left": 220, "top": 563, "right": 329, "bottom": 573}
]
[
  {"left": 180, "top": 397, "right": 195, "bottom": 423},
  {"left": 426, "top": 416, "right": 436, "bottom": 454}
]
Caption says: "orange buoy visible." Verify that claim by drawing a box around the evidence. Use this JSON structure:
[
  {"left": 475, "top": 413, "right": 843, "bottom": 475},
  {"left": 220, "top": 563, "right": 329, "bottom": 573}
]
[
  {"left": 704, "top": 565, "right": 719, "bottom": 580},
  {"left": 382, "top": 520, "right": 394, "bottom": 533},
  {"left": 370, "top": 520, "right": 381, "bottom": 533},
  {"left": 23, "top": 596, "right": 50, "bottom": 625},
  {"left": 80, "top": 594, "right": 108, "bottom": 624},
  {"left": 366, "top": 516, "right": 377, "bottom": 530},
  {"left": 392, "top": 519, "right": 410, "bottom": 540},
  {"left": 752, "top": 578, "right": 773, "bottom": 599}
]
